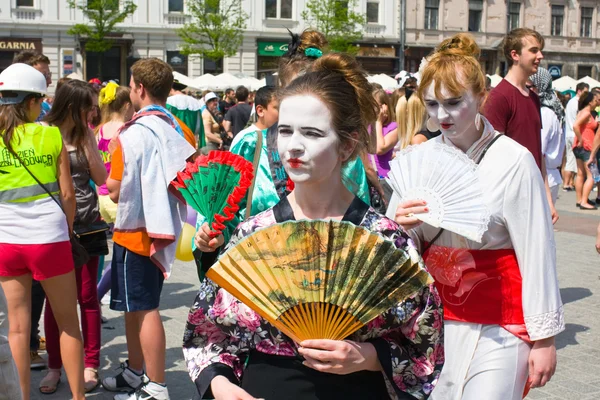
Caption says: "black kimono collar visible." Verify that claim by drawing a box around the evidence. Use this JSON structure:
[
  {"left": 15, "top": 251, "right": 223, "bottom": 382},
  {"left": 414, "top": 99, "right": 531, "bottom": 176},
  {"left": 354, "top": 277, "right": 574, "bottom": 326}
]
[{"left": 273, "top": 195, "right": 369, "bottom": 226}]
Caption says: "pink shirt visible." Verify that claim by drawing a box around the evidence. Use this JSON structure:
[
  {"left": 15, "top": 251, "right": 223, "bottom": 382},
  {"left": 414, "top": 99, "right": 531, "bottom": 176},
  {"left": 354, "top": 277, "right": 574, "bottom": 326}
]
[{"left": 97, "top": 126, "right": 111, "bottom": 196}]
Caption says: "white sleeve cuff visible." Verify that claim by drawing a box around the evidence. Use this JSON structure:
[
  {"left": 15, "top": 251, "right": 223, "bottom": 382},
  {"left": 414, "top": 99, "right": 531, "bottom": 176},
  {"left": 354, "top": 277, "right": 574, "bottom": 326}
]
[{"left": 525, "top": 306, "right": 565, "bottom": 341}]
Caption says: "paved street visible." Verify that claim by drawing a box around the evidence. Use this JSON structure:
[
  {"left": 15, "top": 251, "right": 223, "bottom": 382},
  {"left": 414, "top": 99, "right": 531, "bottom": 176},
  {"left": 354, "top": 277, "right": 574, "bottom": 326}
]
[{"left": 30, "top": 188, "right": 599, "bottom": 399}]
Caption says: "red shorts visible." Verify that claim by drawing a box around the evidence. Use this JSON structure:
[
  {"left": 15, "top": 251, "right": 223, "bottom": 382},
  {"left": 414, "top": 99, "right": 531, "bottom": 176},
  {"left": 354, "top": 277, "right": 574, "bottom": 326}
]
[{"left": 0, "top": 241, "right": 74, "bottom": 281}]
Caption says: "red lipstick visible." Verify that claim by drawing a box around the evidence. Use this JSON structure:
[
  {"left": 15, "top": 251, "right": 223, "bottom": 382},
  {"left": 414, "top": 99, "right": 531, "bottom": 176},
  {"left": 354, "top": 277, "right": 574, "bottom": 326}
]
[
  {"left": 440, "top": 123, "right": 453, "bottom": 130},
  {"left": 288, "top": 158, "right": 303, "bottom": 169}
]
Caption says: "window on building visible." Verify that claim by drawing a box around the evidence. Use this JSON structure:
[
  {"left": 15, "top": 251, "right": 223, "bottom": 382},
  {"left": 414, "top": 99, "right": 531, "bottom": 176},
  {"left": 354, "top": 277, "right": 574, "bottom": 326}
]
[
  {"left": 169, "top": 0, "right": 184, "bottom": 13},
  {"left": 551, "top": 5, "right": 564, "bottom": 36},
  {"left": 581, "top": 7, "right": 593, "bottom": 38},
  {"left": 424, "top": 0, "right": 439, "bottom": 30},
  {"left": 366, "top": 1, "right": 379, "bottom": 23},
  {"left": 265, "top": 0, "right": 292, "bottom": 19},
  {"left": 167, "top": 51, "right": 188, "bottom": 76},
  {"left": 508, "top": 2, "right": 520, "bottom": 31},
  {"left": 204, "top": 57, "right": 223, "bottom": 74},
  {"left": 205, "top": 0, "right": 220, "bottom": 14},
  {"left": 578, "top": 65, "right": 593, "bottom": 79},
  {"left": 88, "top": 0, "right": 118, "bottom": 10},
  {"left": 468, "top": 0, "right": 483, "bottom": 32},
  {"left": 16, "top": 0, "right": 34, "bottom": 6},
  {"left": 334, "top": 1, "right": 349, "bottom": 19}
]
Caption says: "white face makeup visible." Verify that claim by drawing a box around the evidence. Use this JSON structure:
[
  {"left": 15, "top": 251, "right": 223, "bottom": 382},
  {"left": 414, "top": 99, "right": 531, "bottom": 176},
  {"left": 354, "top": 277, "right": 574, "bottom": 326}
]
[
  {"left": 423, "top": 81, "right": 481, "bottom": 145},
  {"left": 277, "top": 95, "right": 342, "bottom": 185}
]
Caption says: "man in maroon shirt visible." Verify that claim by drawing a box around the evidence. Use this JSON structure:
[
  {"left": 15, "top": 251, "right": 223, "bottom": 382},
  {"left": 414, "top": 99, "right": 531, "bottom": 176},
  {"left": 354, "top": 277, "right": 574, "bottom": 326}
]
[{"left": 484, "top": 28, "right": 558, "bottom": 223}]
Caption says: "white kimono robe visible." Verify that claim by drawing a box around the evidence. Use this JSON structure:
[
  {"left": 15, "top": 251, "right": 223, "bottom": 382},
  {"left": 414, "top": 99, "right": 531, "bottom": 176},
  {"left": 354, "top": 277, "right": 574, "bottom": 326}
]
[{"left": 387, "top": 128, "right": 565, "bottom": 400}]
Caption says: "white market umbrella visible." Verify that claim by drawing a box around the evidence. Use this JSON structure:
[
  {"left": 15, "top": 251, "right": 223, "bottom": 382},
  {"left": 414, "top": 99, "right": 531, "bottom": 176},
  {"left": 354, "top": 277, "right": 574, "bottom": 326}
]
[
  {"left": 192, "top": 73, "right": 216, "bottom": 90},
  {"left": 578, "top": 76, "right": 600, "bottom": 89},
  {"left": 212, "top": 72, "right": 243, "bottom": 91},
  {"left": 254, "top": 77, "right": 267, "bottom": 90},
  {"left": 173, "top": 71, "right": 201, "bottom": 91},
  {"left": 67, "top": 72, "right": 85, "bottom": 81},
  {"left": 487, "top": 74, "right": 503, "bottom": 88},
  {"left": 552, "top": 76, "right": 577, "bottom": 92},
  {"left": 246, "top": 77, "right": 266, "bottom": 91},
  {"left": 368, "top": 74, "right": 397, "bottom": 90}
]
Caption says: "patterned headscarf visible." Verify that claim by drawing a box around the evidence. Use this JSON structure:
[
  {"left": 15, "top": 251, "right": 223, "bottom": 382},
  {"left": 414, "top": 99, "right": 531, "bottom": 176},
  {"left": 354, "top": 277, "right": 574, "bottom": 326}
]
[{"left": 530, "top": 67, "right": 565, "bottom": 122}]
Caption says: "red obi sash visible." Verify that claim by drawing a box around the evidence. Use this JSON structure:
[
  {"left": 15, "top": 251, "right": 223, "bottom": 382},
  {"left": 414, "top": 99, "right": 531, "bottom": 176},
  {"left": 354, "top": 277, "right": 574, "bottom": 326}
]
[{"left": 423, "top": 245, "right": 526, "bottom": 327}]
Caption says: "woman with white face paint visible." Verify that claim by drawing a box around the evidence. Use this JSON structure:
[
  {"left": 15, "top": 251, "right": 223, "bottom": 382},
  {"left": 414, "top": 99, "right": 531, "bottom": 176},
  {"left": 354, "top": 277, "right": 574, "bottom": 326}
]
[
  {"left": 391, "top": 33, "right": 564, "bottom": 400},
  {"left": 183, "top": 53, "right": 443, "bottom": 400}
]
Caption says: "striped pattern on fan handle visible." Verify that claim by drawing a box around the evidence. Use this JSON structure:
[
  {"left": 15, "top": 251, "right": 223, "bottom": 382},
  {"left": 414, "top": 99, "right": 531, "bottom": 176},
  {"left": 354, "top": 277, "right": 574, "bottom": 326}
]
[{"left": 206, "top": 220, "right": 432, "bottom": 343}]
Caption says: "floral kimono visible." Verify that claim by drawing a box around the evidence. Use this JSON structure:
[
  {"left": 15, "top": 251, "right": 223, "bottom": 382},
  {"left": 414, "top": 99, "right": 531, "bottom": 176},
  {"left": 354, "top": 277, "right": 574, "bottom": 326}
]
[{"left": 183, "top": 197, "right": 444, "bottom": 400}]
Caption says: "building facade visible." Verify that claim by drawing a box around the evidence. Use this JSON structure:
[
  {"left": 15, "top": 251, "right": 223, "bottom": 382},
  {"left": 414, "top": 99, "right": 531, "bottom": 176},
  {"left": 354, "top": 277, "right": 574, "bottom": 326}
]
[
  {"left": 404, "top": 0, "right": 600, "bottom": 79},
  {"left": 0, "top": 0, "right": 202, "bottom": 90},
  {"left": 0, "top": 0, "right": 598, "bottom": 90},
  {"left": 231, "top": 0, "right": 402, "bottom": 77},
  {"left": 0, "top": 0, "right": 403, "bottom": 90}
]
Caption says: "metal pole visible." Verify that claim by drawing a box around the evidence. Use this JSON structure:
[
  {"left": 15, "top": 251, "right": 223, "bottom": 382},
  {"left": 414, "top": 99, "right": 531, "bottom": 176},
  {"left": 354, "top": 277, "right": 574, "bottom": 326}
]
[{"left": 399, "top": 0, "right": 406, "bottom": 71}]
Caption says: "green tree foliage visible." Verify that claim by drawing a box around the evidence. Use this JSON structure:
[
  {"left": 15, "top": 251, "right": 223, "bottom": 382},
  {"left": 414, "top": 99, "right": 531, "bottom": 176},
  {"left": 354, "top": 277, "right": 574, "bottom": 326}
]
[
  {"left": 67, "top": 0, "right": 137, "bottom": 53},
  {"left": 301, "top": 0, "right": 366, "bottom": 53},
  {"left": 177, "top": 0, "right": 248, "bottom": 65}
]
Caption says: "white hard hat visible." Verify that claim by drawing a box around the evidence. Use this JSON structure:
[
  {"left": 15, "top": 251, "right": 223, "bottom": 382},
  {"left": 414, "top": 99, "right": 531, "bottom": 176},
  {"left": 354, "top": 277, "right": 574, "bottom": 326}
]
[{"left": 0, "top": 63, "right": 47, "bottom": 105}]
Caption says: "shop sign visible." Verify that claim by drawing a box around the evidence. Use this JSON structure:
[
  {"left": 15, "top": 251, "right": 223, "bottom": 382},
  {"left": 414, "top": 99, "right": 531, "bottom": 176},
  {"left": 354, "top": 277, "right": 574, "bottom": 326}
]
[
  {"left": 258, "top": 41, "right": 289, "bottom": 57},
  {"left": 63, "top": 50, "right": 73, "bottom": 75},
  {"left": 357, "top": 46, "right": 396, "bottom": 58},
  {"left": 0, "top": 38, "right": 41, "bottom": 52},
  {"left": 548, "top": 65, "right": 562, "bottom": 78}
]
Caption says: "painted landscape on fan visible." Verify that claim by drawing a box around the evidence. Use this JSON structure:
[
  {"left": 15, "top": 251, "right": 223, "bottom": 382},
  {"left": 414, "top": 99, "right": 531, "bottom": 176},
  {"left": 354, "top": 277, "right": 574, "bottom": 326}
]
[{"left": 206, "top": 220, "right": 433, "bottom": 342}]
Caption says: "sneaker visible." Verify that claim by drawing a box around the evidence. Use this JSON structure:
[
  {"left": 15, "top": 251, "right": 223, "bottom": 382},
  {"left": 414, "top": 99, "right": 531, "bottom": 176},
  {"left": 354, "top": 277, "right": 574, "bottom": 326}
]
[
  {"left": 30, "top": 351, "right": 46, "bottom": 369},
  {"left": 102, "top": 360, "right": 144, "bottom": 392},
  {"left": 114, "top": 380, "right": 169, "bottom": 400}
]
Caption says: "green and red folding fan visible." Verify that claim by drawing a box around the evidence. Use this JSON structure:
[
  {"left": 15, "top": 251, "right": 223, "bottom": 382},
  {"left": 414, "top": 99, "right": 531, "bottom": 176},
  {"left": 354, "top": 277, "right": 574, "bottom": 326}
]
[{"left": 173, "top": 151, "right": 254, "bottom": 237}]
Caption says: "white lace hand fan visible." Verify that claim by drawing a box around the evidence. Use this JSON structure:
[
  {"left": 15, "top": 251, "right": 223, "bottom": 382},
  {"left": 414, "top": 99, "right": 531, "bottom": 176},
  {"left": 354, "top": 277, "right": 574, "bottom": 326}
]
[{"left": 386, "top": 142, "right": 491, "bottom": 242}]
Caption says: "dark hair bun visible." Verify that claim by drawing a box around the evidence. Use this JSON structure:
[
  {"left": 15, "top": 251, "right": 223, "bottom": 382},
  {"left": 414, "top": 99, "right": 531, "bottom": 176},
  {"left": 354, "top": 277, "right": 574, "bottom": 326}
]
[
  {"left": 308, "top": 53, "right": 378, "bottom": 153},
  {"left": 299, "top": 30, "right": 328, "bottom": 52}
]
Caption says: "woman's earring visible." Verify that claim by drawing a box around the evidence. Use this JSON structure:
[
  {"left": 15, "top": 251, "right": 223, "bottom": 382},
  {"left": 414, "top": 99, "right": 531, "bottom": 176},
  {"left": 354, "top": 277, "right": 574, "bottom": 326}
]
[
  {"left": 475, "top": 113, "right": 482, "bottom": 131},
  {"left": 426, "top": 118, "right": 440, "bottom": 132}
]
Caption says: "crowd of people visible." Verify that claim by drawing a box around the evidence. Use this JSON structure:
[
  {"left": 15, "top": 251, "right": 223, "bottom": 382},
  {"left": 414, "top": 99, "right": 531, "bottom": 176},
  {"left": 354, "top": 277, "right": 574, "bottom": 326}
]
[{"left": 0, "top": 24, "right": 591, "bottom": 400}]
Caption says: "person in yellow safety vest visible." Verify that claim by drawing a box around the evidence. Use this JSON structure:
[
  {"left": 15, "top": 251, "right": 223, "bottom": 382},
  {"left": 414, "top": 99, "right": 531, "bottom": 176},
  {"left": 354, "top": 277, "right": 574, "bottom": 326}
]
[{"left": 0, "top": 63, "right": 86, "bottom": 400}]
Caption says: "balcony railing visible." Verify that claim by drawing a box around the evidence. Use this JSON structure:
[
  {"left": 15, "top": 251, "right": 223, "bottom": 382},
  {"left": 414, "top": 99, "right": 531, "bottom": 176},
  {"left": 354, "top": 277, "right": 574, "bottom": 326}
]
[
  {"left": 11, "top": 7, "right": 42, "bottom": 21},
  {"left": 165, "top": 13, "right": 189, "bottom": 25},
  {"left": 365, "top": 24, "right": 385, "bottom": 35}
]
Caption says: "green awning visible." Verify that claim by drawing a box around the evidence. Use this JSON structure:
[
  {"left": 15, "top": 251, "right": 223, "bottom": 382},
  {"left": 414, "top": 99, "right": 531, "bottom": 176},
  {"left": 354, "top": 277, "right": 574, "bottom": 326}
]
[{"left": 257, "top": 41, "right": 289, "bottom": 57}]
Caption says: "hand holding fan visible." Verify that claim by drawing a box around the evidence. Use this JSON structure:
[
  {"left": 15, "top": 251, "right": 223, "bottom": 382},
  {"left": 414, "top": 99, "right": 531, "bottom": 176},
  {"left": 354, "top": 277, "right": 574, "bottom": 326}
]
[
  {"left": 386, "top": 142, "right": 491, "bottom": 242},
  {"left": 206, "top": 220, "right": 432, "bottom": 343},
  {"left": 173, "top": 151, "right": 253, "bottom": 237}
]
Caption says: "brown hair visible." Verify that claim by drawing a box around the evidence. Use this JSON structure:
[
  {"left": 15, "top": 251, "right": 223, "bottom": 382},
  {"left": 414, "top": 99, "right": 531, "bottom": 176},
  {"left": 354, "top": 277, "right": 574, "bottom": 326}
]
[
  {"left": 578, "top": 91, "right": 598, "bottom": 112},
  {"left": 55, "top": 77, "right": 71, "bottom": 92},
  {"left": 12, "top": 51, "right": 50, "bottom": 66},
  {"left": 372, "top": 89, "right": 395, "bottom": 126},
  {"left": 503, "top": 28, "right": 545, "bottom": 65},
  {"left": 279, "top": 52, "right": 378, "bottom": 160},
  {"left": 99, "top": 86, "right": 132, "bottom": 126},
  {"left": 278, "top": 30, "right": 328, "bottom": 87},
  {"left": 44, "top": 80, "right": 95, "bottom": 160},
  {"left": 417, "top": 33, "right": 486, "bottom": 102},
  {"left": 0, "top": 95, "right": 41, "bottom": 153},
  {"left": 130, "top": 58, "right": 173, "bottom": 102}
]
